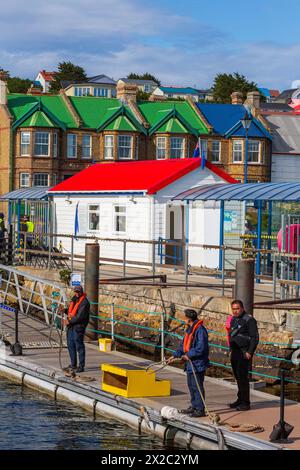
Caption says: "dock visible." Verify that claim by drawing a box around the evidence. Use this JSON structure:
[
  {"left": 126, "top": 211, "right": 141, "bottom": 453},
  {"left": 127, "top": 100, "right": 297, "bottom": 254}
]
[{"left": 1, "top": 310, "right": 300, "bottom": 451}]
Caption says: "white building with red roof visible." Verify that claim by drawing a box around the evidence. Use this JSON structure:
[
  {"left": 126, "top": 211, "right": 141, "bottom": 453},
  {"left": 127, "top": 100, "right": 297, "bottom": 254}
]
[
  {"left": 49, "top": 158, "right": 237, "bottom": 268},
  {"left": 34, "top": 70, "right": 56, "bottom": 93}
]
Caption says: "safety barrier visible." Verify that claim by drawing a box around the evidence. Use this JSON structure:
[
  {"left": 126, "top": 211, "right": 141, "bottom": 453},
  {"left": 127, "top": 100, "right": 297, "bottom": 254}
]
[{"left": 86, "top": 301, "right": 300, "bottom": 386}]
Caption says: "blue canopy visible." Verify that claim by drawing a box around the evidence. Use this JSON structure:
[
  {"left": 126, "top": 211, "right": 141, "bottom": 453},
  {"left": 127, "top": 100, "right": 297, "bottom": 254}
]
[
  {"left": 0, "top": 187, "right": 50, "bottom": 201},
  {"left": 173, "top": 182, "right": 300, "bottom": 202}
]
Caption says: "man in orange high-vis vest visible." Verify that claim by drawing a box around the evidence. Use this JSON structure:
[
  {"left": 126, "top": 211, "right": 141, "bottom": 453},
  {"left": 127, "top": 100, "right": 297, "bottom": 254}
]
[
  {"left": 168, "top": 309, "right": 209, "bottom": 418},
  {"left": 65, "top": 285, "right": 90, "bottom": 373}
]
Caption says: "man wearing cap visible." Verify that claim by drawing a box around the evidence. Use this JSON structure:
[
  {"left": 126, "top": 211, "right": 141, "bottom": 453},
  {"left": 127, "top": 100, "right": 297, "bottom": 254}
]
[
  {"left": 168, "top": 309, "right": 209, "bottom": 418},
  {"left": 65, "top": 285, "right": 90, "bottom": 373}
]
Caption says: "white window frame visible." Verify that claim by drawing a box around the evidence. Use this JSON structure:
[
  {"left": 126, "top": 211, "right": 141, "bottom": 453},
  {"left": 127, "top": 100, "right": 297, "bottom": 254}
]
[
  {"left": 248, "top": 139, "right": 260, "bottom": 164},
  {"left": 211, "top": 140, "right": 221, "bottom": 163},
  {"left": 67, "top": 134, "right": 77, "bottom": 159},
  {"left": 232, "top": 140, "right": 243, "bottom": 163},
  {"left": 104, "top": 135, "right": 114, "bottom": 160},
  {"left": 75, "top": 87, "right": 90, "bottom": 96},
  {"left": 117, "top": 135, "right": 133, "bottom": 160},
  {"left": 33, "top": 173, "right": 49, "bottom": 187},
  {"left": 113, "top": 205, "right": 126, "bottom": 234},
  {"left": 170, "top": 137, "right": 184, "bottom": 159},
  {"left": 34, "top": 132, "right": 50, "bottom": 157},
  {"left": 20, "top": 132, "right": 30, "bottom": 156},
  {"left": 88, "top": 204, "right": 100, "bottom": 232},
  {"left": 20, "top": 173, "right": 30, "bottom": 188},
  {"left": 82, "top": 134, "right": 92, "bottom": 159},
  {"left": 53, "top": 132, "right": 58, "bottom": 158},
  {"left": 156, "top": 136, "right": 166, "bottom": 160}
]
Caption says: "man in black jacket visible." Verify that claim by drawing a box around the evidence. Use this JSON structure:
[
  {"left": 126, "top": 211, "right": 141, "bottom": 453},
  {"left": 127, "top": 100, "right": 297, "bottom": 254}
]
[
  {"left": 66, "top": 285, "right": 90, "bottom": 373},
  {"left": 229, "top": 299, "right": 259, "bottom": 411}
]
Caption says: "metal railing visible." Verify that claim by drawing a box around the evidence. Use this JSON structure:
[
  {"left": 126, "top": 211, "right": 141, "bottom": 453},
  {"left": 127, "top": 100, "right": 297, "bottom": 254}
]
[
  {"left": 0, "top": 263, "right": 67, "bottom": 326},
  {"left": 6, "top": 230, "right": 300, "bottom": 300}
]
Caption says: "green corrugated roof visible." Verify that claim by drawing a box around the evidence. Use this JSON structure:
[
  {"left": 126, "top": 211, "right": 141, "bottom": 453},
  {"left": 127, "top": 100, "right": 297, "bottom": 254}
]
[
  {"left": 105, "top": 115, "right": 138, "bottom": 131},
  {"left": 155, "top": 117, "right": 189, "bottom": 134},
  {"left": 69, "top": 97, "right": 121, "bottom": 128},
  {"left": 19, "top": 110, "right": 56, "bottom": 128},
  {"left": 8, "top": 94, "right": 78, "bottom": 128},
  {"left": 138, "top": 101, "right": 208, "bottom": 135},
  {"left": 7, "top": 94, "right": 209, "bottom": 135}
]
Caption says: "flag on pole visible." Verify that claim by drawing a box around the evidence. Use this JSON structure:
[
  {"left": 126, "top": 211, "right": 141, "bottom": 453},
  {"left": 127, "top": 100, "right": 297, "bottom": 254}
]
[
  {"left": 201, "top": 148, "right": 206, "bottom": 169},
  {"left": 74, "top": 202, "right": 79, "bottom": 238},
  {"left": 193, "top": 140, "right": 200, "bottom": 158}
]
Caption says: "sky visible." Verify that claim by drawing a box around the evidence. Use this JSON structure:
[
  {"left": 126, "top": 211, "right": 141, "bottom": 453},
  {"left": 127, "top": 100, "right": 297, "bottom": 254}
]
[{"left": 1, "top": 0, "right": 300, "bottom": 90}]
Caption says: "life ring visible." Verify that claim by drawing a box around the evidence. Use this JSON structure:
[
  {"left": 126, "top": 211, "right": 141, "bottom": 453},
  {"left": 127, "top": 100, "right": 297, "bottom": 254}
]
[{"left": 291, "top": 348, "right": 300, "bottom": 366}]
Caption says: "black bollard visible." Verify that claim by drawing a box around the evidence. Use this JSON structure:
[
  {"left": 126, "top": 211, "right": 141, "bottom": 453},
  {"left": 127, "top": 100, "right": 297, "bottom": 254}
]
[
  {"left": 269, "top": 369, "right": 294, "bottom": 442},
  {"left": 235, "top": 259, "right": 255, "bottom": 315},
  {"left": 10, "top": 308, "right": 22, "bottom": 356},
  {"left": 84, "top": 243, "right": 99, "bottom": 341}
]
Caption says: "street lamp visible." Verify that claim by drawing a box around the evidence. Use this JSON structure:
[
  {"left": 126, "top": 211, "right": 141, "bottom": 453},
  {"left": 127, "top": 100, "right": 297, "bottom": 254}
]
[{"left": 241, "top": 111, "right": 253, "bottom": 184}]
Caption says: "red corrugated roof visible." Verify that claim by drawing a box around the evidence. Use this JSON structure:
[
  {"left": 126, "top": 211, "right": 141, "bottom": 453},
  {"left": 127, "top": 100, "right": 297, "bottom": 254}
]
[
  {"left": 49, "top": 158, "right": 237, "bottom": 195},
  {"left": 40, "top": 70, "right": 56, "bottom": 81},
  {"left": 270, "top": 89, "right": 280, "bottom": 97}
]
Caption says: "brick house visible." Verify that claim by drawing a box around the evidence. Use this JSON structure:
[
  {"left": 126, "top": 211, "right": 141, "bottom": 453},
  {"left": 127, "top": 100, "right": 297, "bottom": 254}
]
[{"left": 0, "top": 79, "right": 272, "bottom": 195}]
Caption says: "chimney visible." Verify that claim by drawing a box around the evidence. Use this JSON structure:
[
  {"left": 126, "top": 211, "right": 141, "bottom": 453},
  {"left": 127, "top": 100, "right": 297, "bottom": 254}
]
[
  {"left": 231, "top": 91, "right": 243, "bottom": 105},
  {"left": 0, "top": 80, "right": 7, "bottom": 105},
  {"left": 246, "top": 91, "right": 260, "bottom": 109},
  {"left": 116, "top": 80, "right": 138, "bottom": 103}
]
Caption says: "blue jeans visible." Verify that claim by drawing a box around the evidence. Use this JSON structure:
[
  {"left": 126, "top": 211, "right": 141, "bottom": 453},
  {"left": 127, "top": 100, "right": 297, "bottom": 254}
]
[
  {"left": 67, "top": 326, "right": 86, "bottom": 368},
  {"left": 187, "top": 371, "right": 205, "bottom": 411}
]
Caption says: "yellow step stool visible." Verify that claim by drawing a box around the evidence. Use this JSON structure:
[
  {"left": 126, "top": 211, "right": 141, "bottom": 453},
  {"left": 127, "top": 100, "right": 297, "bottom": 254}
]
[{"left": 101, "top": 362, "right": 171, "bottom": 398}]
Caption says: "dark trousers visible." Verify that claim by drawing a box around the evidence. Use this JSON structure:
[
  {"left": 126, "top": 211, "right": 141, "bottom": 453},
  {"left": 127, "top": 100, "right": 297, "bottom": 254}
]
[
  {"left": 67, "top": 326, "right": 86, "bottom": 368},
  {"left": 187, "top": 371, "right": 205, "bottom": 411},
  {"left": 231, "top": 350, "right": 250, "bottom": 405}
]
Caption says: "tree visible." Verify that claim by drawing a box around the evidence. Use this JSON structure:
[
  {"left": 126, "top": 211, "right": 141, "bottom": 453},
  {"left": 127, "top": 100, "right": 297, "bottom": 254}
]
[
  {"left": 211, "top": 73, "right": 259, "bottom": 103},
  {"left": 49, "top": 61, "right": 87, "bottom": 93},
  {"left": 136, "top": 90, "right": 151, "bottom": 101},
  {"left": 0, "top": 68, "right": 32, "bottom": 93},
  {"left": 8, "top": 77, "right": 32, "bottom": 93},
  {"left": 127, "top": 72, "right": 161, "bottom": 86}
]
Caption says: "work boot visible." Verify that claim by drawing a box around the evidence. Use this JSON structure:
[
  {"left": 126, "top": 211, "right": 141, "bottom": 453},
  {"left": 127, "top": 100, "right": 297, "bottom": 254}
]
[
  {"left": 187, "top": 409, "right": 206, "bottom": 418},
  {"left": 228, "top": 400, "right": 241, "bottom": 409},
  {"left": 236, "top": 404, "right": 250, "bottom": 411},
  {"left": 63, "top": 365, "right": 76, "bottom": 372},
  {"left": 179, "top": 406, "right": 194, "bottom": 414},
  {"left": 76, "top": 366, "right": 84, "bottom": 373}
]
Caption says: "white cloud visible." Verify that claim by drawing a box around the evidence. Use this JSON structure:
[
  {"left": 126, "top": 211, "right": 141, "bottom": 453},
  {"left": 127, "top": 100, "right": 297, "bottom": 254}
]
[{"left": 0, "top": 0, "right": 299, "bottom": 89}]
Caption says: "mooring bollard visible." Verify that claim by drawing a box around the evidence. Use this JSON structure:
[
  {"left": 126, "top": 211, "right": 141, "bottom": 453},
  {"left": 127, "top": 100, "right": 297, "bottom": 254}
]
[
  {"left": 235, "top": 259, "right": 255, "bottom": 315},
  {"left": 11, "top": 308, "right": 22, "bottom": 356},
  {"left": 84, "top": 243, "right": 100, "bottom": 341}
]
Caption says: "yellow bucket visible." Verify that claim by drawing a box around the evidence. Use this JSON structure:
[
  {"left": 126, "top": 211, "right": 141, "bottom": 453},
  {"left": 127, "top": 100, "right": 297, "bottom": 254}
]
[{"left": 99, "top": 338, "right": 112, "bottom": 352}]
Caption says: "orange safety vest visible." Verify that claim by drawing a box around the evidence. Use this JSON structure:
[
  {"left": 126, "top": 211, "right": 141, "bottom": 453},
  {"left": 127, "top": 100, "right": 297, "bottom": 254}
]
[
  {"left": 68, "top": 294, "right": 86, "bottom": 321},
  {"left": 183, "top": 319, "right": 203, "bottom": 353}
]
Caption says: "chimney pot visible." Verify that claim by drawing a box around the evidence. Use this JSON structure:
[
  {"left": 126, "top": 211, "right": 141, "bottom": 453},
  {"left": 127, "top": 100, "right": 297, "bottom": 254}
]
[
  {"left": 231, "top": 91, "right": 243, "bottom": 105},
  {"left": 0, "top": 80, "right": 8, "bottom": 105},
  {"left": 246, "top": 91, "right": 260, "bottom": 109},
  {"left": 116, "top": 80, "right": 138, "bottom": 103}
]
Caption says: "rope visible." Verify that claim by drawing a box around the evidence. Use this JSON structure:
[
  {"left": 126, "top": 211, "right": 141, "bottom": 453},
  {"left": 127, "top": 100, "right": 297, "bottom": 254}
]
[{"left": 187, "top": 358, "right": 220, "bottom": 425}]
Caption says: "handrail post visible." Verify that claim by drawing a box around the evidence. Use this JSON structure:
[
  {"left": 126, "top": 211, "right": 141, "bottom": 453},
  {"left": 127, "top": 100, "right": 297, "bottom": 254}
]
[
  {"left": 161, "top": 310, "right": 165, "bottom": 363},
  {"left": 152, "top": 240, "right": 156, "bottom": 281},
  {"left": 123, "top": 240, "right": 126, "bottom": 278},
  {"left": 24, "top": 232, "right": 27, "bottom": 266},
  {"left": 273, "top": 253, "right": 277, "bottom": 300},
  {"left": 111, "top": 302, "right": 115, "bottom": 350},
  {"left": 71, "top": 235, "right": 74, "bottom": 272},
  {"left": 48, "top": 234, "right": 51, "bottom": 270},
  {"left": 221, "top": 246, "right": 225, "bottom": 296}
]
